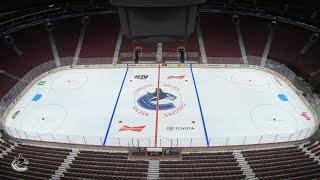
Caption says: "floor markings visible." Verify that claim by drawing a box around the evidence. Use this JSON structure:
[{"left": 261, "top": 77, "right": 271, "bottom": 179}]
[
  {"left": 102, "top": 67, "right": 129, "bottom": 146},
  {"left": 190, "top": 65, "right": 210, "bottom": 146},
  {"left": 154, "top": 64, "right": 161, "bottom": 147}
]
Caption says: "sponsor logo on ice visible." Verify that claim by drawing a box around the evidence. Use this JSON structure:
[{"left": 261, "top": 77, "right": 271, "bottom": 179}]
[
  {"left": 167, "top": 75, "right": 185, "bottom": 79},
  {"left": 119, "top": 125, "right": 146, "bottom": 132},
  {"left": 11, "top": 110, "right": 20, "bottom": 119},
  {"left": 135, "top": 75, "right": 149, "bottom": 80},
  {"left": 301, "top": 112, "right": 311, "bottom": 120},
  {"left": 166, "top": 126, "right": 195, "bottom": 131},
  {"left": 37, "top": 80, "right": 46, "bottom": 86},
  {"left": 32, "top": 94, "right": 42, "bottom": 102}
]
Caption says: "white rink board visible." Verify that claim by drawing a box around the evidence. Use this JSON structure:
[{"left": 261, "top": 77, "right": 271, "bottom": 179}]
[{"left": 2, "top": 66, "right": 318, "bottom": 147}]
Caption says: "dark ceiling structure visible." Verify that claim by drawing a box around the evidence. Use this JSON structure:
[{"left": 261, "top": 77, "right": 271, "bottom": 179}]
[
  {"left": 0, "top": 0, "right": 320, "bottom": 40},
  {"left": 0, "top": 0, "right": 319, "bottom": 12},
  {"left": 109, "top": 0, "right": 206, "bottom": 42}
]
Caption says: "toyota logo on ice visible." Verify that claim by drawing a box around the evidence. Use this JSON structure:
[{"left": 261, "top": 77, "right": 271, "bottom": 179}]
[{"left": 166, "top": 126, "right": 195, "bottom": 131}]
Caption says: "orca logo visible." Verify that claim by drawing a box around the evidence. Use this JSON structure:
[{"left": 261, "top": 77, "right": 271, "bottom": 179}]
[
  {"left": 135, "top": 75, "right": 148, "bottom": 80},
  {"left": 11, "top": 154, "right": 29, "bottom": 172},
  {"left": 137, "top": 88, "right": 177, "bottom": 111}
]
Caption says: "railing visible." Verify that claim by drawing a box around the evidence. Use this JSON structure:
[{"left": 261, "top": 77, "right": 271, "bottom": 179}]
[
  {"left": 59, "top": 57, "right": 114, "bottom": 66},
  {"left": 162, "top": 52, "right": 200, "bottom": 62},
  {"left": 119, "top": 52, "right": 200, "bottom": 63},
  {"left": 207, "top": 57, "right": 243, "bottom": 64},
  {"left": 0, "top": 56, "right": 319, "bottom": 147},
  {"left": 120, "top": 52, "right": 157, "bottom": 62},
  {"left": 4, "top": 126, "right": 313, "bottom": 147}
]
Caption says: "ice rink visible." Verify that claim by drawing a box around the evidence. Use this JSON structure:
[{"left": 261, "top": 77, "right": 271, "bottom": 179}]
[{"left": 2, "top": 65, "right": 318, "bottom": 147}]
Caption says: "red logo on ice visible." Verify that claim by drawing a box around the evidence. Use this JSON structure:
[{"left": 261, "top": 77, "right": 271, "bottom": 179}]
[
  {"left": 301, "top": 112, "right": 311, "bottom": 120},
  {"left": 119, "top": 125, "right": 146, "bottom": 132},
  {"left": 167, "top": 75, "right": 185, "bottom": 79}
]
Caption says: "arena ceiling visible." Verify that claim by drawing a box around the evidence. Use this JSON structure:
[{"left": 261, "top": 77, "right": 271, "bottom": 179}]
[
  {"left": 0, "top": 0, "right": 320, "bottom": 13},
  {"left": 0, "top": 0, "right": 320, "bottom": 38}
]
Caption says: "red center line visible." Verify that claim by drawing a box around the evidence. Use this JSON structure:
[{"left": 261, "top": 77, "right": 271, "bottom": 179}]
[{"left": 154, "top": 64, "right": 161, "bottom": 147}]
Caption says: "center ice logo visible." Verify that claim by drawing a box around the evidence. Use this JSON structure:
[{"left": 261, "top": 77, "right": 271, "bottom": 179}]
[{"left": 137, "top": 88, "right": 177, "bottom": 111}]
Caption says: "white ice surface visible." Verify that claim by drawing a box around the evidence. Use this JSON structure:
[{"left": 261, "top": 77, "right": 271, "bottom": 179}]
[{"left": 3, "top": 67, "right": 318, "bottom": 147}]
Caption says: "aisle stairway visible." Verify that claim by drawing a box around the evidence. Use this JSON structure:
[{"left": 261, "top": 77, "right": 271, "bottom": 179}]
[
  {"left": 147, "top": 159, "right": 160, "bottom": 180},
  {"left": 233, "top": 150, "right": 257, "bottom": 180}
]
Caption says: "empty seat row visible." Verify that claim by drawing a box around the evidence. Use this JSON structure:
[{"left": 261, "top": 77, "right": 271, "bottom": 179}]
[
  {"left": 67, "top": 167, "right": 147, "bottom": 176},
  {"left": 247, "top": 154, "right": 312, "bottom": 165},
  {"left": 255, "top": 164, "right": 320, "bottom": 177},
  {"left": 16, "top": 145, "right": 71, "bottom": 154},
  {"left": 243, "top": 149, "right": 303, "bottom": 158},
  {"left": 242, "top": 146, "right": 299, "bottom": 155},
  {"left": 182, "top": 154, "right": 235, "bottom": 160},
  {"left": 74, "top": 156, "right": 147, "bottom": 165},
  {"left": 79, "top": 151, "right": 128, "bottom": 158},
  {"left": 160, "top": 166, "right": 240, "bottom": 173},
  {"left": 63, "top": 171, "right": 147, "bottom": 179},
  {"left": 249, "top": 159, "right": 317, "bottom": 169},
  {"left": 160, "top": 168, "right": 242, "bottom": 175},
  {"left": 252, "top": 161, "right": 317, "bottom": 172},
  {"left": 68, "top": 165, "right": 148, "bottom": 173},
  {"left": 258, "top": 168, "right": 320, "bottom": 180},
  {"left": 182, "top": 152, "right": 233, "bottom": 156},
  {"left": 8, "top": 150, "right": 66, "bottom": 160},
  {"left": 306, "top": 142, "right": 320, "bottom": 153},
  {"left": 71, "top": 160, "right": 148, "bottom": 168},
  {"left": 159, "top": 174, "right": 246, "bottom": 180},
  {"left": 245, "top": 153, "right": 307, "bottom": 162},
  {"left": 77, "top": 153, "right": 128, "bottom": 159},
  {"left": 80, "top": 150, "right": 128, "bottom": 155},
  {"left": 0, "top": 140, "right": 11, "bottom": 149}
]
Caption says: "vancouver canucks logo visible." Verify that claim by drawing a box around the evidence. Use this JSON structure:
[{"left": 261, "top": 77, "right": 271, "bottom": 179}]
[
  {"left": 11, "top": 154, "right": 29, "bottom": 172},
  {"left": 133, "top": 84, "right": 184, "bottom": 117},
  {"left": 137, "top": 88, "right": 177, "bottom": 111}
]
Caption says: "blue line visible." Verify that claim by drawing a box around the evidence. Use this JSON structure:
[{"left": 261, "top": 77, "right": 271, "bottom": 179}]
[
  {"left": 102, "top": 67, "right": 129, "bottom": 146},
  {"left": 190, "top": 65, "right": 210, "bottom": 146}
]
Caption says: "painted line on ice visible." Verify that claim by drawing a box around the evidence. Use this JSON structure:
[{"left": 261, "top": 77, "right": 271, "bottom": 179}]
[
  {"left": 102, "top": 67, "right": 129, "bottom": 146},
  {"left": 190, "top": 65, "right": 210, "bottom": 146},
  {"left": 154, "top": 64, "right": 161, "bottom": 147}
]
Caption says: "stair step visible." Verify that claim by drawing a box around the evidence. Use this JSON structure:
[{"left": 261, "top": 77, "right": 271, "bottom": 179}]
[
  {"left": 51, "top": 149, "right": 79, "bottom": 179},
  {"left": 234, "top": 151, "right": 257, "bottom": 180},
  {"left": 148, "top": 160, "right": 160, "bottom": 179}
]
